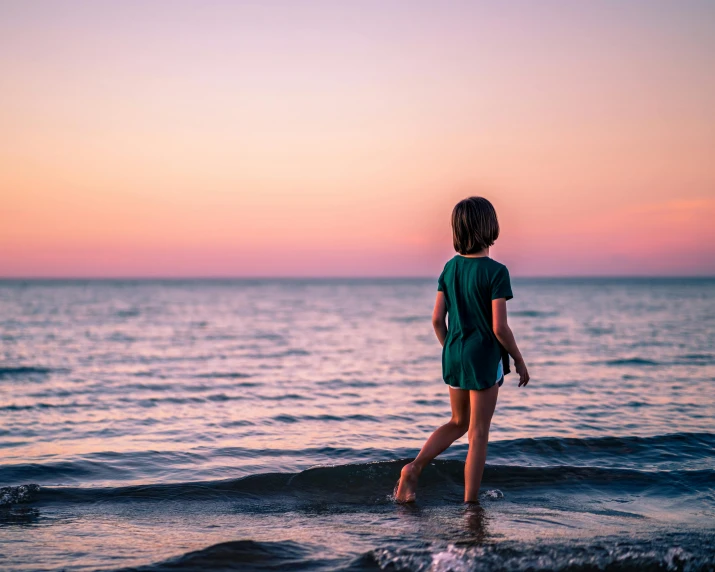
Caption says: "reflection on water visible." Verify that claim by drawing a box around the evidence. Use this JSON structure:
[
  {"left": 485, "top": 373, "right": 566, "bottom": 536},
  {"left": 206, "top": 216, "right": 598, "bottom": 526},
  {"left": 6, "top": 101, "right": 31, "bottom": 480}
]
[
  {"left": 462, "top": 503, "right": 490, "bottom": 544},
  {"left": 0, "top": 506, "right": 40, "bottom": 527}
]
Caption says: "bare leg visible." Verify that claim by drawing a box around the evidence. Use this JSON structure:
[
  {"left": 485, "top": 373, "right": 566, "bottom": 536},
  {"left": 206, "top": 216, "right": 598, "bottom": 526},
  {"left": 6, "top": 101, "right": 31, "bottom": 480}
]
[
  {"left": 395, "top": 387, "right": 470, "bottom": 502},
  {"left": 464, "top": 383, "right": 499, "bottom": 502}
]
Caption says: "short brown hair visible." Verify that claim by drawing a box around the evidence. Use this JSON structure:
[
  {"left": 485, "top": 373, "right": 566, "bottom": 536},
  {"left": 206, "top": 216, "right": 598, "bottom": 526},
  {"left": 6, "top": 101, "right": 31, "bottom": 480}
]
[{"left": 451, "top": 197, "right": 500, "bottom": 254}]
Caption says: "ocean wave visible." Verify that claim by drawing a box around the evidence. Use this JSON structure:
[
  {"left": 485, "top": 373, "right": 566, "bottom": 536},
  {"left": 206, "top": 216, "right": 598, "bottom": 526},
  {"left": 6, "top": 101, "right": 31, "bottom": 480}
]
[
  {"left": 104, "top": 532, "right": 715, "bottom": 571},
  {"left": 269, "top": 413, "right": 384, "bottom": 423},
  {"left": 593, "top": 356, "right": 715, "bottom": 367},
  {"left": 316, "top": 379, "right": 379, "bottom": 388},
  {"left": 391, "top": 315, "right": 430, "bottom": 323},
  {"left": 1, "top": 432, "right": 712, "bottom": 489},
  {"left": 363, "top": 534, "right": 715, "bottom": 572},
  {"left": 115, "top": 308, "right": 141, "bottom": 318},
  {"left": 113, "top": 540, "right": 319, "bottom": 571},
  {"left": 193, "top": 372, "right": 253, "bottom": 379},
  {"left": 122, "top": 380, "right": 259, "bottom": 393},
  {"left": 3, "top": 458, "right": 713, "bottom": 508},
  {"left": 510, "top": 310, "right": 559, "bottom": 318},
  {"left": 0, "top": 484, "right": 40, "bottom": 506},
  {"left": 0, "top": 366, "right": 57, "bottom": 378},
  {"left": 1, "top": 401, "right": 95, "bottom": 411},
  {"left": 487, "top": 431, "right": 715, "bottom": 466},
  {"left": 249, "top": 349, "right": 311, "bottom": 359},
  {"left": 592, "top": 354, "right": 715, "bottom": 368},
  {"left": 599, "top": 358, "right": 661, "bottom": 366}
]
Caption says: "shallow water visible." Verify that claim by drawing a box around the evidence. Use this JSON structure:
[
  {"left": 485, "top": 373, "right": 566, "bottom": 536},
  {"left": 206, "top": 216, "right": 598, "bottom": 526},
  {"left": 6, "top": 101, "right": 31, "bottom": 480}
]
[{"left": 1, "top": 278, "right": 714, "bottom": 571}]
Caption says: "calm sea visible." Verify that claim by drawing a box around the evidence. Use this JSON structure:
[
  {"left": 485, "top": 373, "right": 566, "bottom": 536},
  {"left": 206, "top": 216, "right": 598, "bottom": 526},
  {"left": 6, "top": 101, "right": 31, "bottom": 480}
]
[{"left": 1, "top": 278, "right": 714, "bottom": 571}]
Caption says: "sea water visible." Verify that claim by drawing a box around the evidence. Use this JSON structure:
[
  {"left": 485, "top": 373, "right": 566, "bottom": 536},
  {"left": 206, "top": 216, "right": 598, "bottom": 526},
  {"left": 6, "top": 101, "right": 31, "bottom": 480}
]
[{"left": 1, "top": 278, "right": 713, "bottom": 571}]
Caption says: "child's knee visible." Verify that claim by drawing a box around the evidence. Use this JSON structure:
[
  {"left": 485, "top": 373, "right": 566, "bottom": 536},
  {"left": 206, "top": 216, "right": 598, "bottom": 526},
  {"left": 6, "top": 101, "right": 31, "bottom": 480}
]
[
  {"left": 468, "top": 425, "right": 489, "bottom": 443},
  {"left": 450, "top": 416, "right": 469, "bottom": 434}
]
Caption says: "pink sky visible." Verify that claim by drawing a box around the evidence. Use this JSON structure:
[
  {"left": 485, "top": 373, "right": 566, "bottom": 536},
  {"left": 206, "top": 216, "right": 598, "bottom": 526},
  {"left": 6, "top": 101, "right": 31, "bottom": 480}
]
[{"left": 1, "top": 1, "right": 714, "bottom": 277}]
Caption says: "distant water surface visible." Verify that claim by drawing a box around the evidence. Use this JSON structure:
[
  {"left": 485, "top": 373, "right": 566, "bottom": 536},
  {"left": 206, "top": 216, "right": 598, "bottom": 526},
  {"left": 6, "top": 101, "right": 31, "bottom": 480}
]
[{"left": 1, "top": 278, "right": 714, "bottom": 571}]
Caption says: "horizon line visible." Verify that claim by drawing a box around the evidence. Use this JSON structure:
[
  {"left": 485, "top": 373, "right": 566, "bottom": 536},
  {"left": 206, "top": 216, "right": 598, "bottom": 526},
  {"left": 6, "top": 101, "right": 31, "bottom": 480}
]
[{"left": 1, "top": 274, "right": 714, "bottom": 281}]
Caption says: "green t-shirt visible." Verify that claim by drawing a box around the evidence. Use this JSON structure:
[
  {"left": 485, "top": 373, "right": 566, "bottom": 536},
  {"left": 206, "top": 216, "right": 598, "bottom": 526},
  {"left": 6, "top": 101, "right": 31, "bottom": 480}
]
[{"left": 437, "top": 255, "right": 513, "bottom": 390}]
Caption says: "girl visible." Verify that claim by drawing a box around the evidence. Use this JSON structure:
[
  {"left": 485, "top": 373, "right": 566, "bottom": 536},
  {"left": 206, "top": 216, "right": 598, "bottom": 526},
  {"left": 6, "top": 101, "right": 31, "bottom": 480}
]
[{"left": 395, "top": 196, "right": 530, "bottom": 503}]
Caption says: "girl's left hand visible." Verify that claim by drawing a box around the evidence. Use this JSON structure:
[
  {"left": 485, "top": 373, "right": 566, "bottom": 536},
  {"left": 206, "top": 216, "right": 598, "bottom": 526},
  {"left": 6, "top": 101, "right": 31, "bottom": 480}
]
[{"left": 515, "top": 359, "right": 530, "bottom": 387}]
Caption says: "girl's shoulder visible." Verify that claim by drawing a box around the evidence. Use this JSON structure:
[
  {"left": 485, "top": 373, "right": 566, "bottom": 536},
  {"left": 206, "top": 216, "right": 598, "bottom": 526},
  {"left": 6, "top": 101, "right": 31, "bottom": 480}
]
[
  {"left": 483, "top": 258, "right": 511, "bottom": 283},
  {"left": 484, "top": 257, "right": 509, "bottom": 272},
  {"left": 450, "top": 255, "right": 508, "bottom": 270}
]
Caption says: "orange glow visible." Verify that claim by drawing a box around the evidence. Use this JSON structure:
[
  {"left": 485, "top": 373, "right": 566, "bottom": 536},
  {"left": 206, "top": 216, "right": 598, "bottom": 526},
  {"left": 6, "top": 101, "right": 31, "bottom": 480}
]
[{"left": 1, "top": 1, "right": 714, "bottom": 276}]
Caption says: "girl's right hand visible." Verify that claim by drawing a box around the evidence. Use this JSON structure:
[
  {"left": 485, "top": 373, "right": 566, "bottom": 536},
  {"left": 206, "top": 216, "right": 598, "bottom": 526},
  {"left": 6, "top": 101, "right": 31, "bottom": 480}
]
[{"left": 515, "top": 359, "right": 530, "bottom": 387}]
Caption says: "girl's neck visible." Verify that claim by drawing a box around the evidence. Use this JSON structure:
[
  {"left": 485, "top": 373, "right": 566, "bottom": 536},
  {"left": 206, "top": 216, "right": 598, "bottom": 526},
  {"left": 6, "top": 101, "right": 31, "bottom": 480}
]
[{"left": 459, "top": 248, "right": 489, "bottom": 258}]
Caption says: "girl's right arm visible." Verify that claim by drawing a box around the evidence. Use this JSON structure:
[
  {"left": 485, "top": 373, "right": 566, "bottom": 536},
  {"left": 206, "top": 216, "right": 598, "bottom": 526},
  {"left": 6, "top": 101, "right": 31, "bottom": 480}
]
[
  {"left": 492, "top": 298, "right": 530, "bottom": 387},
  {"left": 432, "top": 292, "right": 448, "bottom": 347}
]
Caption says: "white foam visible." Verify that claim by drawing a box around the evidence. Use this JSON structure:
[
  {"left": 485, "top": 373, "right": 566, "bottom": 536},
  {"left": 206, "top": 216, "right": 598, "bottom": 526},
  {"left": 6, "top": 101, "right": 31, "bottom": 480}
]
[{"left": 0, "top": 484, "right": 40, "bottom": 507}]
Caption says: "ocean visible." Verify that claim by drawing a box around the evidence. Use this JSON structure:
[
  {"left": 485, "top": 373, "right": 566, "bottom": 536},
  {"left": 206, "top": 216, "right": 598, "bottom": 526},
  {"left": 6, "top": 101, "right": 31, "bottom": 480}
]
[{"left": 1, "top": 277, "right": 714, "bottom": 571}]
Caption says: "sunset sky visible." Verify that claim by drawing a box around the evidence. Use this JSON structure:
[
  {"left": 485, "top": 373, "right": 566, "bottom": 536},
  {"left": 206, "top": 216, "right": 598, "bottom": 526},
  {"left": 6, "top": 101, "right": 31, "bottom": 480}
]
[{"left": 1, "top": 0, "right": 714, "bottom": 277}]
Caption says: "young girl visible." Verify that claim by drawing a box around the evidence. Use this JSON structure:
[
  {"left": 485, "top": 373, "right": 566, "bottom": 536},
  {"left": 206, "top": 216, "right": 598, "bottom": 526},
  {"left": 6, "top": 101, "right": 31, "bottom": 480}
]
[{"left": 395, "top": 196, "right": 530, "bottom": 503}]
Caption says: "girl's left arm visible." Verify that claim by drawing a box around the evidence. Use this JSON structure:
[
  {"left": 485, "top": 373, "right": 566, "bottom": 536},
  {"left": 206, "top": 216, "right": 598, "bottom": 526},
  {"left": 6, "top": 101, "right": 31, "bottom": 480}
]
[
  {"left": 432, "top": 292, "right": 448, "bottom": 347},
  {"left": 493, "top": 298, "right": 530, "bottom": 387}
]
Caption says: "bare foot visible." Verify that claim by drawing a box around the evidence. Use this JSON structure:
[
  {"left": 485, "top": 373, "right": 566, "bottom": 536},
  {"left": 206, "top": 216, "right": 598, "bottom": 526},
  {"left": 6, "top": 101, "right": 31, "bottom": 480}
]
[{"left": 394, "top": 462, "right": 420, "bottom": 503}]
